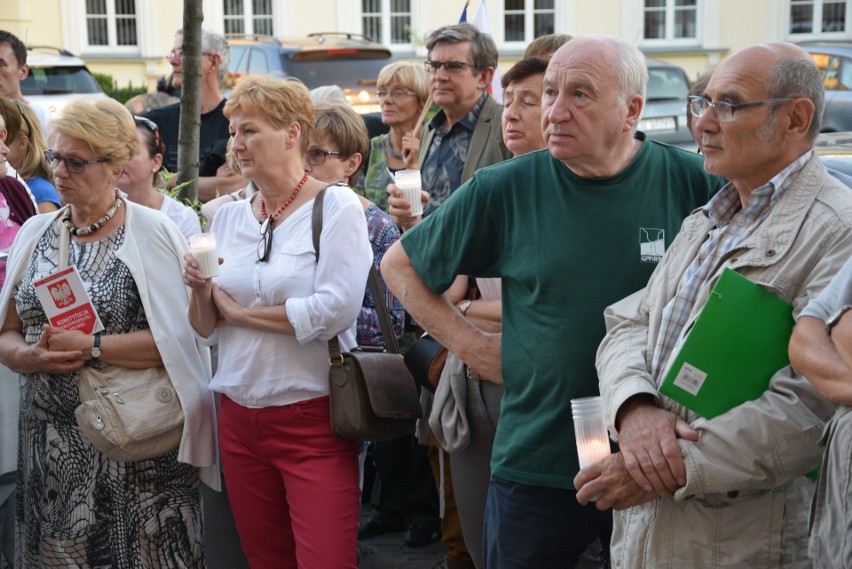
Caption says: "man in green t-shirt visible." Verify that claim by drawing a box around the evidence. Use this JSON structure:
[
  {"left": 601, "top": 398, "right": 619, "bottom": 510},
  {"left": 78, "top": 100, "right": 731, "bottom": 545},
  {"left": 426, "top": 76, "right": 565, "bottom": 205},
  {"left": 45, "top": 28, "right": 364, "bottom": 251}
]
[{"left": 382, "top": 35, "right": 723, "bottom": 568}]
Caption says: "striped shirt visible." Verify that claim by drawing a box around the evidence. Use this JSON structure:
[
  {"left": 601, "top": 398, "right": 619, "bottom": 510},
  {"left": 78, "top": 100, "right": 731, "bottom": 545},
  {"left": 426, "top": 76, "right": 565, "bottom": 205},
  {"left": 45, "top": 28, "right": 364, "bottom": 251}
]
[{"left": 650, "top": 151, "right": 813, "bottom": 383}]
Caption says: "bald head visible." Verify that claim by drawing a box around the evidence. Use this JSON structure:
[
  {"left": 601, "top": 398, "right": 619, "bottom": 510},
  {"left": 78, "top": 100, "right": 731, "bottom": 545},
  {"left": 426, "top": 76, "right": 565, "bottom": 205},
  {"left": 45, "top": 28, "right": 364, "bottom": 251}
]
[
  {"left": 697, "top": 42, "right": 823, "bottom": 193},
  {"left": 550, "top": 35, "right": 647, "bottom": 102},
  {"left": 713, "top": 42, "right": 823, "bottom": 140}
]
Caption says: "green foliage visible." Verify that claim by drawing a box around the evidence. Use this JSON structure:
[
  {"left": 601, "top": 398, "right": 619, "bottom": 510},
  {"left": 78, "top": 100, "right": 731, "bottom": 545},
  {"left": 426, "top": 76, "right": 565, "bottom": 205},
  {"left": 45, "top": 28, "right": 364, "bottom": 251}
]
[
  {"left": 109, "top": 84, "right": 148, "bottom": 105},
  {"left": 93, "top": 72, "right": 114, "bottom": 93},
  {"left": 95, "top": 72, "right": 148, "bottom": 105},
  {"left": 159, "top": 171, "right": 207, "bottom": 231}
]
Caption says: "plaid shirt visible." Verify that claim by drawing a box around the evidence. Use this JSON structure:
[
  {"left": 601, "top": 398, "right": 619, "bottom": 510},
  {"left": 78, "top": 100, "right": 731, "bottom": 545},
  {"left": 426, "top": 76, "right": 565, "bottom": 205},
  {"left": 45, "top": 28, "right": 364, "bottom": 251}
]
[{"left": 650, "top": 151, "right": 813, "bottom": 383}]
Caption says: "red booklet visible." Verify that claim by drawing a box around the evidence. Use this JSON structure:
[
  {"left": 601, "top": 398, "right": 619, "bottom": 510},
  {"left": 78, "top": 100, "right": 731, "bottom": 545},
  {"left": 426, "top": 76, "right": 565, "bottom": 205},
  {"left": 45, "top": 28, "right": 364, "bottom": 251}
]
[{"left": 33, "top": 267, "right": 104, "bottom": 334}]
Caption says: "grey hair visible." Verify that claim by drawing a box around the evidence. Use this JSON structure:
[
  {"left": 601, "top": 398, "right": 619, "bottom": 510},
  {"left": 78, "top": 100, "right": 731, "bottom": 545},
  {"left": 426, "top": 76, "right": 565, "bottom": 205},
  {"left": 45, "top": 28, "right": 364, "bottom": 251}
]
[
  {"left": 567, "top": 35, "right": 647, "bottom": 103},
  {"left": 765, "top": 57, "right": 824, "bottom": 141},
  {"left": 310, "top": 85, "right": 348, "bottom": 105},
  {"left": 609, "top": 37, "right": 647, "bottom": 102},
  {"left": 426, "top": 22, "right": 498, "bottom": 71},
  {"left": 175, "top": 28, "right": 231, "bottom": 81}
]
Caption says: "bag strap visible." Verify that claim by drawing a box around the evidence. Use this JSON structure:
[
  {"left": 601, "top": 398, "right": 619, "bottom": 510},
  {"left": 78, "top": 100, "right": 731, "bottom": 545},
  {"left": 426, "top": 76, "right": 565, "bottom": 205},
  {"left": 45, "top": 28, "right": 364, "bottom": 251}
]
[
  {"left": 313, "top": 186, "right": 401, "bottom": 361},
  {"left": 58, "top": 208, "right": 70, "bottom": 271},
  {"left": 366, "top": 267, "right": 401, "bottom": 354},
  {"left": 311, "top": 186, "right": 326, "bottom": 264}
]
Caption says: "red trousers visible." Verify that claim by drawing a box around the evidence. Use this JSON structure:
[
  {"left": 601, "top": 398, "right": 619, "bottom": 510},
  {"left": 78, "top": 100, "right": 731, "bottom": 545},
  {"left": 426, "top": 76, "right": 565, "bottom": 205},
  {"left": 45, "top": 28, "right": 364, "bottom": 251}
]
[{"left": 219, "top": 395, "right": 360, "bottom": 569}]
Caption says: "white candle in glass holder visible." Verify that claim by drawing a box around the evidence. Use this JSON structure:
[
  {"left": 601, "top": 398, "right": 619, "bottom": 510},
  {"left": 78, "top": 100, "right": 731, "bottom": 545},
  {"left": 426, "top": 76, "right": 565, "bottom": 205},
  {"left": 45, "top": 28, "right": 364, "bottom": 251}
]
[
  {"left": 571, "top": 396, "right": 612, "bottom": 469},
  {"left": 576, "top": 436, "right": 612, "bottom": 469},
  {"left": 189, "top": 233, "right": 220, "bottom": 278}
]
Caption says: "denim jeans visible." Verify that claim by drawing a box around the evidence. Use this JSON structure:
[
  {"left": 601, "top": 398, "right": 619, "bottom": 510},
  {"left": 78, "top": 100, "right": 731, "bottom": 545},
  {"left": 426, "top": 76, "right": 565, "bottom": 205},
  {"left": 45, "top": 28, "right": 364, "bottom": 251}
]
[{"left": 482, "top": 475, "right": 611, "bottom": 569}]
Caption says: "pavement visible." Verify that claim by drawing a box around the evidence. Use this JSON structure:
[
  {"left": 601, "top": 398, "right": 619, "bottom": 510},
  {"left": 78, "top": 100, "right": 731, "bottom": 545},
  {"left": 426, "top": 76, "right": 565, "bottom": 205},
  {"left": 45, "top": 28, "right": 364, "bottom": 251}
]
[
  {"left": 203, "top": 486, "right": 446, "bottom": 568},
  {"left": 357, "top": 506, "right": 446, "bottom": 569}
]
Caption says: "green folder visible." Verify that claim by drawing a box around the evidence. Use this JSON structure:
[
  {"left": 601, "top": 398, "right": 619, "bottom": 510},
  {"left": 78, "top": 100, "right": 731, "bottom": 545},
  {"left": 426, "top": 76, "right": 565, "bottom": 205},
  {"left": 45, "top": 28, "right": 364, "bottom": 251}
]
[{"left": 659, "top": 268, "right": 795, "bottom": 419}]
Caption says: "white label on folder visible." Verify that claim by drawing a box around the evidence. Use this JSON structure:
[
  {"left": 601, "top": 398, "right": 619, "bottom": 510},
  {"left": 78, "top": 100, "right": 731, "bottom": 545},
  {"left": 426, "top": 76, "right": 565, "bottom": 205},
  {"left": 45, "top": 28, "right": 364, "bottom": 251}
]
[{"left": 673, "top": 362, "right": 707, "bottom": 396}]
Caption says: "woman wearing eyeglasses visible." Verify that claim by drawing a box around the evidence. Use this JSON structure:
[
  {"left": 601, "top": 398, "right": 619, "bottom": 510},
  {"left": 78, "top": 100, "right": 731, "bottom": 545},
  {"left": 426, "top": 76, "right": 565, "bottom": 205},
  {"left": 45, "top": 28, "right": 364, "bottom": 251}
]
[
  {"left": 355, "top": 62, "right": 429, "bottom": 211},
  {"left": 0, "top": 97, "right": 218, "bottom": 568},
  {"left": 117, "top": 116, "right": 201, "bottom": 241},
  {"left": 182, "top": 76, "right": 372, "bottom": 569},
  {"left": 304, "top": 101, "right": 404, "bottom": 349},
  {"left": 0, "top": 97, "right": 59, "bottom": 213}
]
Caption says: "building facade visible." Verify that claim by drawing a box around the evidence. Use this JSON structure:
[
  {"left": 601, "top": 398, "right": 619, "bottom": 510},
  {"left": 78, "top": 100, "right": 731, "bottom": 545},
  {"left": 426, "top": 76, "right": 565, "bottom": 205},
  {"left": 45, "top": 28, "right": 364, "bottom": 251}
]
[{"left": 2, "top": 0, "right": 850, "bottom": 90}]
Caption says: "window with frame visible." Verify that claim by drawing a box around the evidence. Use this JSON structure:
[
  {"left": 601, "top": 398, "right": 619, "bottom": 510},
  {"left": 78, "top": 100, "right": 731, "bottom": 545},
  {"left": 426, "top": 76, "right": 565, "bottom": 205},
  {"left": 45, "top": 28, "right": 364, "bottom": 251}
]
[
  {"left": 362, "top": 0, "right": 412, "bottom": 45},
  {"left": 643, "top": 0, "right": 697, "bottom": 41},
  {"left": 224, "top": 0, "right": 274, "bottom": 36},
  {"left": 789, "top": 0, "right": 848, "bottom": 35},
  {"left": 504, "top": 0, "right": 555, "bottom": 43},
  {"left": 86, "top": 0, "right": 137, "bottom": 47}
]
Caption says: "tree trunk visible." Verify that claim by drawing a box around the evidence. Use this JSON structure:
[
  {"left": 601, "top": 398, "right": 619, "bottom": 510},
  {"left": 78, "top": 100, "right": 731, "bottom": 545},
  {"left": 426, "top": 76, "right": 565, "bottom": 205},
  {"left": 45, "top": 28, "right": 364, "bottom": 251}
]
[{"left": 176, "top": 0, "right": 203, "bottom": 202}]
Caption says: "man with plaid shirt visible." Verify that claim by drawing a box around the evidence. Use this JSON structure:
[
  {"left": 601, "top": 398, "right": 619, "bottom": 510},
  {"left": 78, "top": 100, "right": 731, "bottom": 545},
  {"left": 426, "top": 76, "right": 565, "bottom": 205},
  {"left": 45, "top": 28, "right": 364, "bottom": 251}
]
[{"left": 581, "top": 42, "right": 852, "bottom": 569}]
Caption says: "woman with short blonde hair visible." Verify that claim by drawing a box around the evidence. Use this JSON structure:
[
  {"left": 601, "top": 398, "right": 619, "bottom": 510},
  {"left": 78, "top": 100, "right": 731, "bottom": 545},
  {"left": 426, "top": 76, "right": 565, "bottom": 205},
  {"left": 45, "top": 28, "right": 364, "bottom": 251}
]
[
  {"left": 0, "top": 96, "right": 217, "bottom": 567},
  {"left": 185, "top": 75, "right": 372, "bottom": 569}
]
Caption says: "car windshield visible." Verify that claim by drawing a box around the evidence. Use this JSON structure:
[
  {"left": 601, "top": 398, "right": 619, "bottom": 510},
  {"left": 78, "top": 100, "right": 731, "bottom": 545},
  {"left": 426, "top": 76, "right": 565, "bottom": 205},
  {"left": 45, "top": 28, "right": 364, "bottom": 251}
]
[
  {"left": 646, "top": 67, "right": 689, "bottom": 102},
  {"left": 21, "top": 66, "right": 103, "bottom": 96}
]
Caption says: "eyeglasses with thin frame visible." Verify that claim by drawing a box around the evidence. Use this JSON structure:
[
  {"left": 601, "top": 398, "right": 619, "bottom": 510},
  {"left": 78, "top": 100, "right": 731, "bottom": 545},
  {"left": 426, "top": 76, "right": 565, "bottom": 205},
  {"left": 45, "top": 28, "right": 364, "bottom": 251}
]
[
  {"left": 11, "top": 99, "right": 32, "bottom": 136},
  {"left": 425, "top": 60, "right": 476, "bottom": 74},
  {"left": 166, "top": 48, "right": 214, "bottom": 61},
  {"left": 687, "top": 95, "right": 794, "bottom": 124},
  {"left": 44, "top": 149, "right": 110, "bottom": 175},
  {"left": 377, "top": 88, "right": 418, "bottom": 101},
  {"left": 133, "top": 115, "right": 161, "bottom": 148},
  {"left": 257, "top": 215, "right": 274, "bottom": 263},
  {"left": 306, "top": 147, "right": 342, "bottom": 166}
]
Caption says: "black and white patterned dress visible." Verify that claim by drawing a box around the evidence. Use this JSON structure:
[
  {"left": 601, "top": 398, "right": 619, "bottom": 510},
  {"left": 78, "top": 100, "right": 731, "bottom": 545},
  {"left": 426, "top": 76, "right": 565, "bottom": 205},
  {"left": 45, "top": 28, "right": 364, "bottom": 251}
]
[{"left": 12, "top": 224, "right": 204, "bottom": 568}]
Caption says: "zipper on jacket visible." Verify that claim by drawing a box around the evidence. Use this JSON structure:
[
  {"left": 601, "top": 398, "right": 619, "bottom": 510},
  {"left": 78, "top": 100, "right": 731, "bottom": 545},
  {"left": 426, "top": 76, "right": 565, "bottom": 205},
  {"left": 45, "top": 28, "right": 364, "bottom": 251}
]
[{"left": 705, "top": 245, "right": 750, "bottom": 283}]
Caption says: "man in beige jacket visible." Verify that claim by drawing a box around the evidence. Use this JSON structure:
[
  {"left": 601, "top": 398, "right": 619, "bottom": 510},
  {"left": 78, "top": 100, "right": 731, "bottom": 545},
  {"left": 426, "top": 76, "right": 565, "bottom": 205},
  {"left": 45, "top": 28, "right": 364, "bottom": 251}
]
[{"left": 577, "top": 43, "right": 852, "bottom": 568}]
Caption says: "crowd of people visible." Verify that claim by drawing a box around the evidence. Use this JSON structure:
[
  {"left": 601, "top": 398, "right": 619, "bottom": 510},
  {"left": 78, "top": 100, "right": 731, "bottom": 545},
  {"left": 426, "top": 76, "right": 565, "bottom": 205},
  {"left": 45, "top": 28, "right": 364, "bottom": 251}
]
[{"left": 1, "top": 19, "right": 852, "bottom": 569}]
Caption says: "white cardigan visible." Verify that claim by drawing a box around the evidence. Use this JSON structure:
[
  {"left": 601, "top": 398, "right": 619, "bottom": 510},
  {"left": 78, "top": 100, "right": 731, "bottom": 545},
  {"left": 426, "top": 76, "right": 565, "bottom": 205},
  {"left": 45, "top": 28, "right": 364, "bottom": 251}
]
[{"left": 0, "top": 200, "right": 220, "bottom": 489}]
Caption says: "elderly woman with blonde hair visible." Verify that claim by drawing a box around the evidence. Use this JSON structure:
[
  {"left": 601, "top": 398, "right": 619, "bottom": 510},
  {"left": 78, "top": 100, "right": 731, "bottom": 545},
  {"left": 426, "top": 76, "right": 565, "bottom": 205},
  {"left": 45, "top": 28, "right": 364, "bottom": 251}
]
[
  {"left": 183, "top": 76, "right": 372, "bottom": 568},
  {"left": 355, "top": 61, "right": 429, "bottom": 210},
  {"left": 0, "top": 96, "right": 217, "bottom": 568}
]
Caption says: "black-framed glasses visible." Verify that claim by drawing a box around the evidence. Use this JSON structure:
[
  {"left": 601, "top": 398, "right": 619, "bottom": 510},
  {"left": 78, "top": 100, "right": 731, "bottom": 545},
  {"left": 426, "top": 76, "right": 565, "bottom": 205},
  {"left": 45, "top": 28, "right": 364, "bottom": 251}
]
[
  {"left": 257, "top": 216, "right": 274, "bottom": 263},
  {"left": 133, "top": 115, "right": 160, "bottom": 148},
  {"left": 687, "top": 95, "right": 794, "bottom": 124},
  {"left": 306, "top": 147, "right": 342, "bottom": 166},
  {"left": 425, "top": 60, "right": 476, "bottom": 74},
  {"left": 377, "top": 88, "right": 418, "bottom": 101},
  {"left": 44, "top": 149, "right": 110, "bottom": 175},
  {"left": 11, "top": 99, "right": 32, "bottom": 136}
]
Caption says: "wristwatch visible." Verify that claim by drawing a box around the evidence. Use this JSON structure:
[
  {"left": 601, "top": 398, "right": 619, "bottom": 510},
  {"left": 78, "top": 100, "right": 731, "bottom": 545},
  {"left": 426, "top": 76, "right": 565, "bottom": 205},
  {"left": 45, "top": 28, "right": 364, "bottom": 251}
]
[
  {"left": 826, "top": 304, "right": 852, "bottom": 336},
  {"left": 458, "top": 299, "right": 472, "bottom": 316},
  {"left": 91, "top": 333, "right": 102, "bottom": 359}
]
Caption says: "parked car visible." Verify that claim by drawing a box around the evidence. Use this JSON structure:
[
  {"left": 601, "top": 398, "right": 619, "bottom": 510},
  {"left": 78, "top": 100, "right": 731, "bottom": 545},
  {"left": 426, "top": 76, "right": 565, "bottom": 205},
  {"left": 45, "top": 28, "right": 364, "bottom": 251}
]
[
  {"left": 225, "top": 33, "right": 394, "bottom": 114},
  {"left": 815, "top": 131, "right": 852, "bottom": 187},
  {"left": 801, "top": 42, "right": 852, "bottom": 132},
  {"left": 638, "top": 58, "right": 694, "bottom": 147},
  {"left": 20, "top": 46, "right": 107, "bottom": 120}
]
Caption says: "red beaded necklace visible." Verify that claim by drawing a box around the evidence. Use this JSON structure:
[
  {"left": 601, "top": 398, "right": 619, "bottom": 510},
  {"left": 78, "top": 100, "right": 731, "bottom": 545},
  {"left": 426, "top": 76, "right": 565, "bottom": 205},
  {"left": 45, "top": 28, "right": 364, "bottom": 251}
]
[{"left": 260, "top": 171, "right": 309, "bottom": 222}]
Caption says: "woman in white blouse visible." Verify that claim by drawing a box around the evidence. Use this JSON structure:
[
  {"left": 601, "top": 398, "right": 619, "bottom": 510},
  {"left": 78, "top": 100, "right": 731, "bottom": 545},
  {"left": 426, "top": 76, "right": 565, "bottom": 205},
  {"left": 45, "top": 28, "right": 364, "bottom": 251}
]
[{"left": 183, "top": 76, "right": 372, "bottom": 569}]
